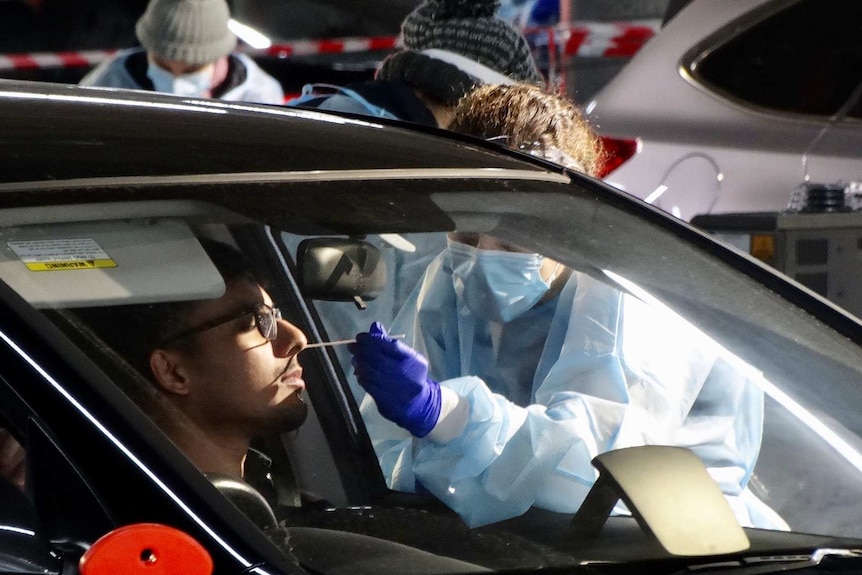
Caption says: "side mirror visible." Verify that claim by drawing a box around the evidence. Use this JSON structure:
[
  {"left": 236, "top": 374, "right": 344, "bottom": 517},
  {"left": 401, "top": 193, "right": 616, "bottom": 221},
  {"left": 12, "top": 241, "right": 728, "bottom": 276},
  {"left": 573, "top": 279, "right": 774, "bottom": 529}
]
[{"left": 296, "top": 238, "right": 386, "bottom": 310}]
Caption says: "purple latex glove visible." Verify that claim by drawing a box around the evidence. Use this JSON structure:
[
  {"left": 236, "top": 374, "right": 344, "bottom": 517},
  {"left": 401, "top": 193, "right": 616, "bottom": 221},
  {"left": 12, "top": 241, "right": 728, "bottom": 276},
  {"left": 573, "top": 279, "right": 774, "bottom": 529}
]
[{"left": 348, "top": 322, "right": 441, "bottom": 438}]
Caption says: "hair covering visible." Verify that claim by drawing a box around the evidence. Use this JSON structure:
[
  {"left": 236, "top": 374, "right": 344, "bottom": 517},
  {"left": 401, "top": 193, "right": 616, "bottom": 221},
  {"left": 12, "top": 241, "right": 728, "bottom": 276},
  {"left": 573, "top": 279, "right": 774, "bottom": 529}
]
[
  {"left": 136, "top": 0, "right": 236, "bottom": 66},
  {"left": 376, "top": 0, "right": 543, "bottom": 105}
]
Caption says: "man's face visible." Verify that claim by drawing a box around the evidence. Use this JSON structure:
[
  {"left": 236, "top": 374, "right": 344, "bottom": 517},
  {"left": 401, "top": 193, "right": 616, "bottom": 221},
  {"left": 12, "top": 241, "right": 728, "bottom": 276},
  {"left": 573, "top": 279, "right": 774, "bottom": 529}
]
[{"left": 164, "top": 279, "right": 309, "bottom": 437}]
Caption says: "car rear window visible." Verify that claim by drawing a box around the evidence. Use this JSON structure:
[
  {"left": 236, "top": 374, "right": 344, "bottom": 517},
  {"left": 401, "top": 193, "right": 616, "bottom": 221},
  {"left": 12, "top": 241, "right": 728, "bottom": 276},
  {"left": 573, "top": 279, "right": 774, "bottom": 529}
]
[{"left": 691, "top": 0, "right": 862, "bottom": 118}]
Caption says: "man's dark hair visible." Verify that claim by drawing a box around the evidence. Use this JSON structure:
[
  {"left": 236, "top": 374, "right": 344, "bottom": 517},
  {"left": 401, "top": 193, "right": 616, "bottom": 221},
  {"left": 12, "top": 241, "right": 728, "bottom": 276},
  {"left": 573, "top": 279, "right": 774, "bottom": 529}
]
[{"left": 74, "top": 238, "right": 260, "bottom": 383}]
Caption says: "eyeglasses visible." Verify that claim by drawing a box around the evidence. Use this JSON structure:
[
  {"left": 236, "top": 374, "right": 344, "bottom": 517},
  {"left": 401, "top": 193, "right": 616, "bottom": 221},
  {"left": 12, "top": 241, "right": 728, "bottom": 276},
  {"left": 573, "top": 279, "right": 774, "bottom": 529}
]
[{"left": 159, "top": 303, "right": 282, "bottom": 347}]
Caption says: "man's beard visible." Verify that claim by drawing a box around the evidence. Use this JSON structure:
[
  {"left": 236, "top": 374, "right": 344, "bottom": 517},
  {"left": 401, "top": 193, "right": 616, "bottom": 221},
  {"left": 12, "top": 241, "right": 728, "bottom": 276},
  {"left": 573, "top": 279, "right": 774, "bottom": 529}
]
[{"left": 270, "top": 391, "right": 308, "bottom": 433}]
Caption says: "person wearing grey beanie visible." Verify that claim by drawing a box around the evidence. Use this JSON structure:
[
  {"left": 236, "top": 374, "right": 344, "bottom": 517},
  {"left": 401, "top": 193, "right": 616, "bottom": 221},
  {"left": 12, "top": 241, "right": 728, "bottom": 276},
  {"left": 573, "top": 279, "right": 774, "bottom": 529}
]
[
  {"left": 288, "top": 0, "right": 544, "bottom": 127},
  {"left": 80, "top": 0, "right": 283, "bottom": 105}
]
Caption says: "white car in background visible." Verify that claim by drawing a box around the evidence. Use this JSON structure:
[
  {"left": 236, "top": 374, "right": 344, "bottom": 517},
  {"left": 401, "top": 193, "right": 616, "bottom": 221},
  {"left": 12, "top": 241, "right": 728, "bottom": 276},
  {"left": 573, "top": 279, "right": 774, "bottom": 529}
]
[{"left": 586, "top": 0, "right": 862, "bottom": 222}]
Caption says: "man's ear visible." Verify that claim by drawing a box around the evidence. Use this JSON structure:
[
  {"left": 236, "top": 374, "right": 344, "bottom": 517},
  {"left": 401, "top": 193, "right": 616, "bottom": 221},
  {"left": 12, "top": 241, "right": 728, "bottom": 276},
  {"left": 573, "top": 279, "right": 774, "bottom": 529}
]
[{"left": 149, "top": 349, "right": 191, "bottom": 396}]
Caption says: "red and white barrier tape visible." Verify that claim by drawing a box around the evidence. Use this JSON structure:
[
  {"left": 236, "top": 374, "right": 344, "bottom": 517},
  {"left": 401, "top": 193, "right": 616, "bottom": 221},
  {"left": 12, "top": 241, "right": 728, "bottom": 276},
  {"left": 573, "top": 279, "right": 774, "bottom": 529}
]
[
  {"left": 0, "top": 49, "right": 116, "bottom": 71},
  {"left": 0, "top": 21, "right": 658, "bottom": 72},
  {"left": 526, "top": 20, "right": 660, "bottom": 58},
  {"left": 263, "top": 36, "right": 399, "bottom": 58}
]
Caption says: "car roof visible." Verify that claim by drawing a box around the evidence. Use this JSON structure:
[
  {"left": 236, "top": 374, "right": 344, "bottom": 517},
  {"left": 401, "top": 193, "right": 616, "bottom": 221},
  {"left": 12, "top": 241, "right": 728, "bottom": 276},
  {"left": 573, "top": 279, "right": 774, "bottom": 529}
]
[{"left": 0, "top": 79, "right": 559, "bottom": 185}]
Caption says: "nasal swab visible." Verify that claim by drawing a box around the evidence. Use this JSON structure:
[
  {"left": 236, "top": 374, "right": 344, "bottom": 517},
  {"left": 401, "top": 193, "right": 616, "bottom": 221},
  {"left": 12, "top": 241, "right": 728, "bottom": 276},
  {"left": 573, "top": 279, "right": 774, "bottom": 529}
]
[{"left": 304, "top": 334, "right": 406, "bottom": 349}]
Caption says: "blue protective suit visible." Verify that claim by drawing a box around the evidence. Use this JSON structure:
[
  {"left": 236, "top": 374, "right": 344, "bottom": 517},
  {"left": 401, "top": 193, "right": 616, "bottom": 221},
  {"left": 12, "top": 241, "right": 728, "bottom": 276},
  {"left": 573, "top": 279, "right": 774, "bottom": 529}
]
[{"left": 359, "top": 245, "right": 788, "bottom": 529}]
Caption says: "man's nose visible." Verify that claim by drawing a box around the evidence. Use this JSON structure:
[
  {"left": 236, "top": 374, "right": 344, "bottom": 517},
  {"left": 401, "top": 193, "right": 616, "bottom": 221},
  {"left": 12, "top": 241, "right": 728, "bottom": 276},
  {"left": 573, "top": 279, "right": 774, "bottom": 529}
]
[{"left": 272, "top": 319, "right": 307, "bottom": 357}]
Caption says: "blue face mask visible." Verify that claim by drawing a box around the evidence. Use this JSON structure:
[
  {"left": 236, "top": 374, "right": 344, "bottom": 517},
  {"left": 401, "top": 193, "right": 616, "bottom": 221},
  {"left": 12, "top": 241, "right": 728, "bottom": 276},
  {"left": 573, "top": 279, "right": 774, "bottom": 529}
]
[
  {"left": 146, "top": 60, "right": 214, "bottom": 97},
  {"left": 448, "top": 240, "right": 551, "bottom": 323}
]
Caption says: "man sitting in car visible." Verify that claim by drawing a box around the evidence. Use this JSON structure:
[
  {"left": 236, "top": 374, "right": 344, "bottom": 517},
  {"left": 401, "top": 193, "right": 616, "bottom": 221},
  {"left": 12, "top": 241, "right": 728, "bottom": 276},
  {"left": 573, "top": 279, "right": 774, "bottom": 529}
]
[
  {"left": 0, "top": 239, "right": 307, "bottom": 505},
  {"left": 74, "top": 240, "right": 309, "bottom": 505}
]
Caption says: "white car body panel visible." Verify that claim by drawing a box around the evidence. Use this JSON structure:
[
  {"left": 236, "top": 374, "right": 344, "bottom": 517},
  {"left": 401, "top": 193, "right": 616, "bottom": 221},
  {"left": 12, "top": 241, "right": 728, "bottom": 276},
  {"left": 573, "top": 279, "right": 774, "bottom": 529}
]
[{"left": 587, "top": 0, "right": 862, "bottom": 221}]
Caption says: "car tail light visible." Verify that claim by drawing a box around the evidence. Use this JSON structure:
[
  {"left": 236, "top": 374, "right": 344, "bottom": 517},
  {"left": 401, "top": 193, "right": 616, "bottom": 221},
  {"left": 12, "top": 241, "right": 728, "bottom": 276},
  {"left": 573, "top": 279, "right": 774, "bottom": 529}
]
[{"left": 596, "top": 136, "right": 638, "bottom": 178}]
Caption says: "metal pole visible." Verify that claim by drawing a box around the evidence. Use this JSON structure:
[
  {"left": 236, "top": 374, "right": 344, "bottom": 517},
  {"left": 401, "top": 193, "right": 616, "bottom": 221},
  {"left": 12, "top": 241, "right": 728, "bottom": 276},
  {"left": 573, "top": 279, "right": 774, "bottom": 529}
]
[
  {"left": 560, "top": 0, "right": 572, "bottom": 24},
  {"left": 558, "top": 0, "right": 573, "bottom": 96}
]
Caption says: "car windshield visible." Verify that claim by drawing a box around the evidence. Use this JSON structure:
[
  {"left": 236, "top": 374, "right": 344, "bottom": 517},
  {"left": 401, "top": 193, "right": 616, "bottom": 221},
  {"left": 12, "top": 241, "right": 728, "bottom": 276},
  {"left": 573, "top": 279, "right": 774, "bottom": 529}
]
[
  {"left": 2, "top": 141, "right": 862, "bottom": 570},
  {"left": 285, "top": 186, "right": 862, "bottom": 539}
]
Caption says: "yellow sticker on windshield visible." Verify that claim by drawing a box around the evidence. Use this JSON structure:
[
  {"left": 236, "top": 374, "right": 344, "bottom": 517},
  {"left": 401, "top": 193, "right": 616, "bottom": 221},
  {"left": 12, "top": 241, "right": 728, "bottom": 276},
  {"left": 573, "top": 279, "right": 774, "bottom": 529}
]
[{"left": 7, "top": 238, "right": 118, "bottom": 272}]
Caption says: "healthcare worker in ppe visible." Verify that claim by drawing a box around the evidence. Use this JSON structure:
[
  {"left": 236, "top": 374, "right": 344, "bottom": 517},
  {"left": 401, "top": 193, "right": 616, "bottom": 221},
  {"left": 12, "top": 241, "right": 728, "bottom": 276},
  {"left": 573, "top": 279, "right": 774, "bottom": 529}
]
[
  {"left": 348, "top": 84, "right": 786, "bottom": 529},
  {"left": 349, "top": 246, "right": 789, "bottom": 530},
  {"left": 80, "top": 0, "right": 284, "bottom": 104}
]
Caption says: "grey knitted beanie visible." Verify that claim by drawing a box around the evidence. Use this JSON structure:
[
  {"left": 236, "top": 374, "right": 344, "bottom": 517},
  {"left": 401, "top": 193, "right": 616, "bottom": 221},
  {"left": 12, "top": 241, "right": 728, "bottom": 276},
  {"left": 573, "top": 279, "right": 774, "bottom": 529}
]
[
  {"left": 136, "top": 0, "right": 236, "bottom": 66},
  {"left": 399, "top": 0, "right": 542, "bottom": 84}
]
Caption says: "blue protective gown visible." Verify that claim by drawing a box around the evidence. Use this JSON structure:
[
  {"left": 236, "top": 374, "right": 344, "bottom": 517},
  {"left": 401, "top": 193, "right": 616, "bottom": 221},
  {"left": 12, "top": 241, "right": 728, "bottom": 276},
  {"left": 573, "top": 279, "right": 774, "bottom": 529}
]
[{"left": 359, "top": 248, "right": 788, "bottom": 529}]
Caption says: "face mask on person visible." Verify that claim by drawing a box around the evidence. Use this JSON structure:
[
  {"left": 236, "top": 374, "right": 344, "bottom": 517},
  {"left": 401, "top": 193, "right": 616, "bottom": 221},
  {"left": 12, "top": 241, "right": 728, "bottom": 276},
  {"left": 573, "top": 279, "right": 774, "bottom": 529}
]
[
  {"left": 146, "top": 60, "right": 214, "bottom": 98},
  {"left": 448, "top": 240, "right": 553, "bottom": 323}
]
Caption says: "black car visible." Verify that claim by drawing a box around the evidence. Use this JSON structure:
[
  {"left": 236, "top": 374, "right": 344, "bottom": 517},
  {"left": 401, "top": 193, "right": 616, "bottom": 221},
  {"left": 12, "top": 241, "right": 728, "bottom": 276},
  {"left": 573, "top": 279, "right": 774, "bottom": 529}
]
[{"left": 1, "top": 79, "right": 862, "bottom": 575}]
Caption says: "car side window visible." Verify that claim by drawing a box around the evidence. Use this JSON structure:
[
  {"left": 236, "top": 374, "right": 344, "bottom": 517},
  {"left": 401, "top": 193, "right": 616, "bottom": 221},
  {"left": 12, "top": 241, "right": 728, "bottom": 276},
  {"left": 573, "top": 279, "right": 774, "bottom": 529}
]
[
  {"left": 693, "top": 0, "right": 862, "bottom": 117},
  {"left": 0, "top": 443, "right": 59, "bottom": 574}
]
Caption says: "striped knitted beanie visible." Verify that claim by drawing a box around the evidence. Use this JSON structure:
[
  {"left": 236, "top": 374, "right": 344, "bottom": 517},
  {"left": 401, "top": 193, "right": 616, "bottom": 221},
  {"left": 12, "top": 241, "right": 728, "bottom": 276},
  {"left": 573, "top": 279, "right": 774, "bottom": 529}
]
[{"left": 376, "top": 0, "right": 543, "bottom": 105}]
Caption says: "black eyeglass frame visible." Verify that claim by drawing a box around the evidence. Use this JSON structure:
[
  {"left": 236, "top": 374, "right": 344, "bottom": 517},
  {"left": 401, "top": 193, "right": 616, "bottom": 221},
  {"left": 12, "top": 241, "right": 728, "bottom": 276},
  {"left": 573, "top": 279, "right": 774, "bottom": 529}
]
[{"left": 158, "top": 302, "right": 282, "bottom": 347}]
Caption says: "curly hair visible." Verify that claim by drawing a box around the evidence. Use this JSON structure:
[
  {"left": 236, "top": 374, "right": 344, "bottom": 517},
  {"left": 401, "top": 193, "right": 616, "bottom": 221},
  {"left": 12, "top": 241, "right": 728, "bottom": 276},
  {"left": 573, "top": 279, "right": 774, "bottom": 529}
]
[{"left": 449, "top": 83, "right": 605, "bottom": 177}]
